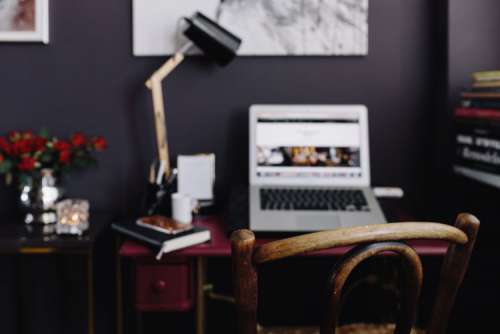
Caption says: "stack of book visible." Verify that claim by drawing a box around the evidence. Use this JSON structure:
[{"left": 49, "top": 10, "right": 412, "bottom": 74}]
[
  {"left": 454, "top": 70, "right": 500, "bottom": 187},
  {"left": 112, "top": 216, "right": 211, "bottom": 260},
  {"left": 461, "top": 70, "right": 500, "bottom": 104}
]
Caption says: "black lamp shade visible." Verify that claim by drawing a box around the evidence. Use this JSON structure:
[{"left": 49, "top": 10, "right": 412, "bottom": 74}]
[{"left": 183, "top": 12, "right": 242, "bottom": 66}]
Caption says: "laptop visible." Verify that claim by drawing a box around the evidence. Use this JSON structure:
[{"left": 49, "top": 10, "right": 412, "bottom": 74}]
[{"left": 249, "top": 104, "right": 386, "bottom": 232}]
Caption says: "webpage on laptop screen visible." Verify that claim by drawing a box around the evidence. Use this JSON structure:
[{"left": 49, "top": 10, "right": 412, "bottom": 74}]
[{"left": 256, "top": 116, "right": 363, "bottom": 180}]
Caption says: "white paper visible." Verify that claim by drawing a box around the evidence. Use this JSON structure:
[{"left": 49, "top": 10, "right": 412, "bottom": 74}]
[{"left": 177, "top": 154, "right": 215, "bottom": 200}]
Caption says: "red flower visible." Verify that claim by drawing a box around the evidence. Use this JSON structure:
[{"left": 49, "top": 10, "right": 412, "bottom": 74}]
[
  {"left": 2, "top": 131, "right": 106, "bottom": 173},
  {"left": 22, "top": 131, "right": 34, "bottom": 140},
  {"left": 71, "top": 132, "right": 86, "bottom": 148},
  {"left": 33, "top": 137, "right": 47, "bottom": 152},
  {"left": 92, "top": 136, "right": 107, "bottom": 151},
  {"left": 9, "top": 131, "right": 20, "bottom": 142},
  {"left": 12, "top": 139, "right": 32, "bottom": 155},
  {"left": 54, "top": 140, "right": 71, "bottom": 152},
  {"left": 0, "top": 137, "right": 11, "bottom": 154},
  {"left": 59, "top": 150, "right": 71, "bottom": 164},
  {"left": 18, "top": 157, "right": 36, "bottom": 171}
]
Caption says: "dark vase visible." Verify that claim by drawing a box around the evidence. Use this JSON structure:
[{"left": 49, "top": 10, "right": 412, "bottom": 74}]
[{"left": 18, "top": 168, "right": 63, "bottom": 225}]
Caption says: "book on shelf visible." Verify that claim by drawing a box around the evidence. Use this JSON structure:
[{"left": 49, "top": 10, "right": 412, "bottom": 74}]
[
  {"left": 454, "top": 107, "right": 500, "bottom": 187},
  {"left": 112, "top": 218, "right": 211, "bottom": 260},
  {"left": 472, "top": 80, "right": 500, "bottom": 88},
  {"left": 462, "top": 99, "right": 500, "bottom": 109},
  {"left": 455, "top": 107, "right": 500, "bottom": 119},
  {"left": 461, "top": 91, "right": 500, "bottom": 99},
  {"left": 469, "top": 86, "right": 500, "bottom": 93},
  {"left": 472, "top": 70, "right": 500, "bottom": 82}
]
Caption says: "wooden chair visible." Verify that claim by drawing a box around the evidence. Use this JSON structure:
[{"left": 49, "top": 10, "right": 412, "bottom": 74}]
[{"left": 231, "top": 213, "right": 479, "bottom": 334}]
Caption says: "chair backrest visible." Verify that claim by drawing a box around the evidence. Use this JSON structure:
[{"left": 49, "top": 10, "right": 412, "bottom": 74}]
[{"left": 231, "top": 213, "right": 479, "bottom": 334}]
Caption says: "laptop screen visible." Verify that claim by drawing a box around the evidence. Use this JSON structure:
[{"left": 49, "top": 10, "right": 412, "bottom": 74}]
[{"left": 250, "top": 105, "right": 370, "bottom": 186}]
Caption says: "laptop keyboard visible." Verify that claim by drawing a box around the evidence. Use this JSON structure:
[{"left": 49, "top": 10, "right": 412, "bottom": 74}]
[{"left": 260, "top": 188, "right": 370, "bottom": 212}]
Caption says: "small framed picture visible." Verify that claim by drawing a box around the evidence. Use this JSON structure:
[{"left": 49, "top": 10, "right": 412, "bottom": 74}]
[{"left": 0, "top": 0, "right": 49, "bottom": 44}]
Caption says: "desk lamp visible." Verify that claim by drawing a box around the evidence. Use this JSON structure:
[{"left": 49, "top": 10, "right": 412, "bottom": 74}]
[{"left": 145, "top": 12, "right": 241, "bottom": 182}]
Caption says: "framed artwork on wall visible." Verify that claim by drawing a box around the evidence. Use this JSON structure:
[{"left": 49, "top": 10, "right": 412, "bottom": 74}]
[
  {"left": 0, "top": 0, "right": 49, "bottom": 44},
  {"left": 133, "top": 0, "right": 368, "bottom": 56}
]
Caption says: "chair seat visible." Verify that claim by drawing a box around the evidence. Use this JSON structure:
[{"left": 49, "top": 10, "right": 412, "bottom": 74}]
[{"left": 258, "top": 323, "right": 425, "bottom": 334}]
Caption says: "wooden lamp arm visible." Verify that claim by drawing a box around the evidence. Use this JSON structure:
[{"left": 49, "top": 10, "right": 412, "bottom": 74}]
[
  {"left": 146, "top": 52, "right": 185, "bottom": 89},
  {"left": 145, "top": 42, "right": 191, "bottom": 178}
]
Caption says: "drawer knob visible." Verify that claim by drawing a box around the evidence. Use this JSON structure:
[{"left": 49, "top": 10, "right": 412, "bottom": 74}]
[{"left": 153, "top": 280, "right": 167, "bottom": 292}]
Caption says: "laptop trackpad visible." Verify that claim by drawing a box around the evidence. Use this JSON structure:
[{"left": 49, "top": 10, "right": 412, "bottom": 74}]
[{"left": 295, "top": 214, "right": 341, "bottom": 230}]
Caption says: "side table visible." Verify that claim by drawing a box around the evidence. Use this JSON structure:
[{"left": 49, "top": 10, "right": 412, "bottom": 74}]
[{"left": 0, "top": 214, "right": 110, "bottom": 334}]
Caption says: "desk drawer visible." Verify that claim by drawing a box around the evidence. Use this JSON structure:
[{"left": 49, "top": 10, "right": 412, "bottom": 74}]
[{"left": 135, "top": 259, "right": 193, "bottom": 312}]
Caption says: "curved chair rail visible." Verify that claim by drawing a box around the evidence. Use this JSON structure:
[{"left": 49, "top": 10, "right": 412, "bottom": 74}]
[{"left": 251, "top": 222, "right": 468, "bottom": 264}]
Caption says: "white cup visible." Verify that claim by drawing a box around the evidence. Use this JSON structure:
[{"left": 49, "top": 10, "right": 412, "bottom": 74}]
[{"left": 171, "top": 193, "right": 197, "bottom": 224}]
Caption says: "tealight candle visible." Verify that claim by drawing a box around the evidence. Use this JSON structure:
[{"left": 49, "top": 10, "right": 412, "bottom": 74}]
[{"left": 55, "top": 199, "right": 90, "bottom": 235}]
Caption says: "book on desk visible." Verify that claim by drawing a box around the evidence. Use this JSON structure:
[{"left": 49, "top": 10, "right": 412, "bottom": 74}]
[{"left": 112, "top": 220, "right": 211, "bottom": 260}]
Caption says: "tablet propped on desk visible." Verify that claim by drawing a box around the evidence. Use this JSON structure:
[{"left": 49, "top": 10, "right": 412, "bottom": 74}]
[{"left": 112, "top": 221, "right": 211, "bottom": 260}]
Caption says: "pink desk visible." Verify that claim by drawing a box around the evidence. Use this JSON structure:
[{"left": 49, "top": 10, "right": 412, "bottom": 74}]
[
  {"left": 120, "top": 216, "right": 449, "bottom": 257},
  {"left": 118, "top": 216, "right": 449, "bottom": 334}
]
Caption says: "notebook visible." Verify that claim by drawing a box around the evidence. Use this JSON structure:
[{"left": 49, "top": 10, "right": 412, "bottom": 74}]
[{"left": 112, "top": 221, "right": 211, "bottom": 260}]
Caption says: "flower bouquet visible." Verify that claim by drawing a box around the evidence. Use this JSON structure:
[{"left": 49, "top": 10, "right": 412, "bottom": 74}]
[{"left": 0, "top": 130, "right": 107, "bottom": 224}]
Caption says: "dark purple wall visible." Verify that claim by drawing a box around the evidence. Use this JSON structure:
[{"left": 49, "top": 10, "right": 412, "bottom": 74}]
[
  {"left": 0, "top": 1, "right": 469, "bottom": 334},
  {"left": 0, "top": 0, "right": 442, "bottom": 219}
]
